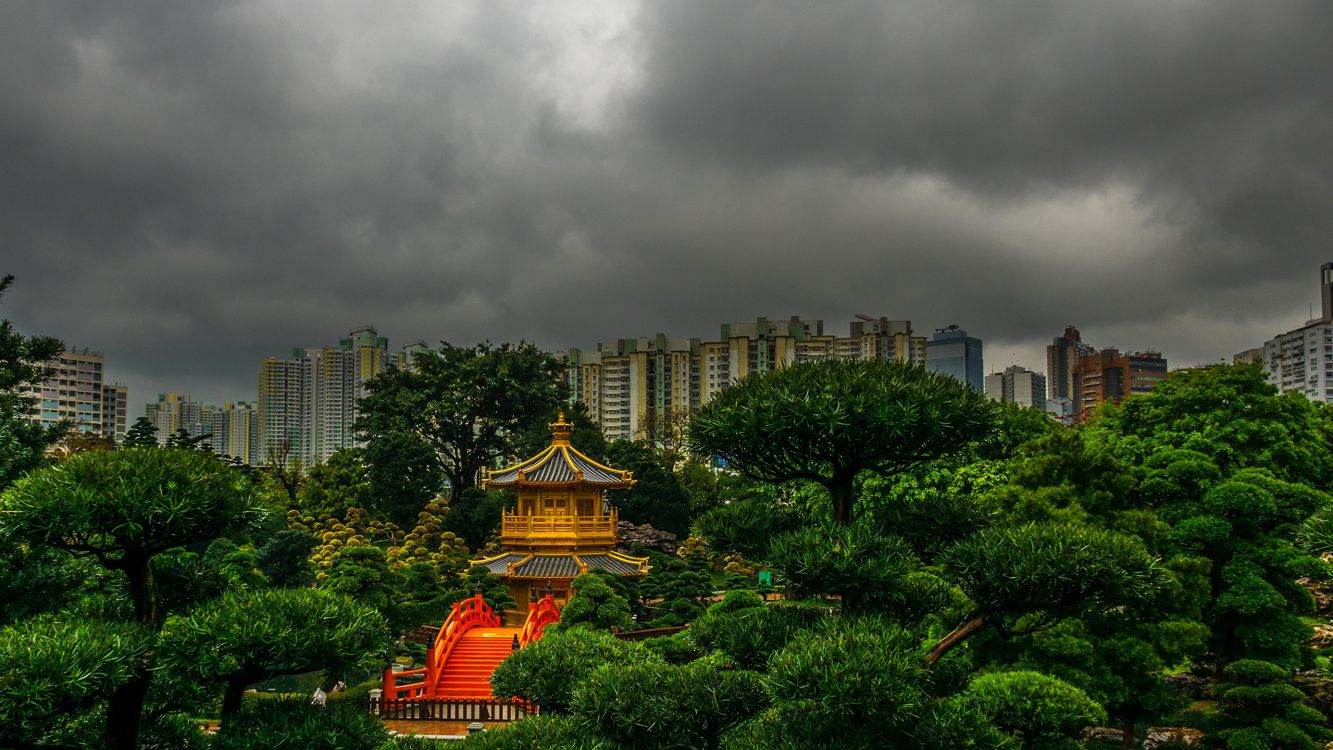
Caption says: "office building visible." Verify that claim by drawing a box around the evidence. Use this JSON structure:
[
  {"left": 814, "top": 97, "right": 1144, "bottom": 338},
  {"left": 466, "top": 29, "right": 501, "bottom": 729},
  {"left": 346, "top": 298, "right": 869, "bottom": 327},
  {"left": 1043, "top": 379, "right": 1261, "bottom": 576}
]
[
  {"left": 1047, "top": 326, "right": 1095, "bottom": 402},
  {"left": 927, "top": 325, "right": 984, "bottom": 391},
  {"left": 24, "top": 348, "right": 128, "bottom": 443},
  {"left": 1072, "top": 348, "right": 1168, "bottom": 420},
  {"left": 984, "top": 366, "right": 1047, "bottom": 411}
]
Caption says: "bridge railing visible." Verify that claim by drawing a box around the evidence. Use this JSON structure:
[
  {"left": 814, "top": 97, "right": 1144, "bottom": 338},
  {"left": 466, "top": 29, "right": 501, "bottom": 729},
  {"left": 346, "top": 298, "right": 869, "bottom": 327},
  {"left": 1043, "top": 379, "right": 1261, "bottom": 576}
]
[
  {"left": 369, "top": 696, "right": 537, "bottom": 721},
  {"left": 383, "top": 592, "right": 500, "bottom": 700},
  {"left": 519, "top": 593, "right": 560, "bottom": 646}
]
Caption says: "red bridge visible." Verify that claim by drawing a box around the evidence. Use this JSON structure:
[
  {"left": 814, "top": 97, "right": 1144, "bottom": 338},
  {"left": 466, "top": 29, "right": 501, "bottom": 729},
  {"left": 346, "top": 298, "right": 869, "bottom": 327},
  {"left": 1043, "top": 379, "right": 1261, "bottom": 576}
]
[{"left": 383, "top": 592, "right": 560, "bottom": 700}]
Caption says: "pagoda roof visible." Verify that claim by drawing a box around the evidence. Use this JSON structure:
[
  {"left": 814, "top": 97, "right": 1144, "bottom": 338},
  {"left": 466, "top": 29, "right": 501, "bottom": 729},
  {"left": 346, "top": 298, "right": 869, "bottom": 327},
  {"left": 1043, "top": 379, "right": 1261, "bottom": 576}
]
[
  {"left": 484, "top": 413, "right": 634, "bottom": 489},
  {"left": 473, "top": 551, "right": 648, "bottom": 578}
]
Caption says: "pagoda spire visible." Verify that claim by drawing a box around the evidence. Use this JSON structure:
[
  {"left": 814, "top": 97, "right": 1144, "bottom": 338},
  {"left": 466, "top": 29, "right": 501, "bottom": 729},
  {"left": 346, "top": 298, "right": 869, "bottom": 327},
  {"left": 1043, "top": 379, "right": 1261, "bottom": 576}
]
[{"left": 548, "top": 411, "right": 573, "bottom": 445}]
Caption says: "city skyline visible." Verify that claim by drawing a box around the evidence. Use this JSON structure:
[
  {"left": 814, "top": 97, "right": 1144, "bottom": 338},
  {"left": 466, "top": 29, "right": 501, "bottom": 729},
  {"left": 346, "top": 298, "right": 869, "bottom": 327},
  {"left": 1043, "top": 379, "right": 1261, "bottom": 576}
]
[{"left": 5, "top": 2, "right": 1331, "bottom": 406}]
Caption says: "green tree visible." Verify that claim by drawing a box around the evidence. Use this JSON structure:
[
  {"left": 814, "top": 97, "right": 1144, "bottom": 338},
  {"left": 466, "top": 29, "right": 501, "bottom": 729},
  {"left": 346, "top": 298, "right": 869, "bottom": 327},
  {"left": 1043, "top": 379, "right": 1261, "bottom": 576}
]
[
  {"left": 362, "top": 430, "right": 444, "bottom": 528},
  {"left": 489, "top": 627, "right": 658, "bottom": 714},
  {"left": 691, "top": 497, "right": 801, "bottom": 560},
  {"left": 446, "top": 565, "right": 517, "bottom": 618},
  {"left": 157, "top": 588, "right": 391, "bottom": 720},
  {"left": 765, "top": 522, "right": 918, "bottom": 613},
  {"left": 0, "top": 274, "right": 66, "bottom": 489},
  {"left": 453, "top": 714, "right": 611, "bottom": 750},
  {"left": 559, "top": 572, "right": 634, "bottom": 632},
  {"left": 322, "top": 545, "right": 405, "bottom": 630},
  {"left": 256, "top": 528, "right": 318, "bottom": 587},
  {"left": 297, "top": 448, "right": 375, "bottom": 518},
  {"left": 603, "top": 439, "right": 692, "bottom": 536},
  {"left": 729, "top": 617, "right": 1008, "bottom": 750},
  {"left": 357, "top": 342, "right": 567, "bottom": 501},
  {"left": 0, "top": 617, "right": 149, "bottom": 748},
  {"left": 211, "top": 697, "right": 389, "bottom": 750},
  {"left": 165, "top": 427, "right": 212, "bottom": 451},
  {"left": 1203, "top": 659, "right": 1329, "bottom": 749},
  {"left": 1089, "top": 363, "right": 1333, "bottom": 487},
  {"left": 122, "top": 416, "right": 158, "bottom": 448},
  {"left": 0, "top": 448, "right": 265, "bottom": 750},
  {"left": 961, "top": 671, "right": 1106, "bottom": 750},
  {"left": 689, "top": 359, "right": 997, "bottom": 524},
  {"left": 571, "top": 657, "right": 767, "bottom": 750},
  {"left": 513, "top": 403, "right": 608, "bottom": 462},
  {"left": 442, "top": 488, "right": 506, "bottom": 550},
  {"left": 930, "top": 523, "right": 1165, "bottom": 664}
]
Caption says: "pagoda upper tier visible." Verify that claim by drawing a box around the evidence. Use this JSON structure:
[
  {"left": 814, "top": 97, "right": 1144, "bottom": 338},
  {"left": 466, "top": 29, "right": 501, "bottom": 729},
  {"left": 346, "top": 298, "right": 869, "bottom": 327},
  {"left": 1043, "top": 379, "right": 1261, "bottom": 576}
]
[{"left": 485, "top": 414, "right": 634, "bottom": 490}]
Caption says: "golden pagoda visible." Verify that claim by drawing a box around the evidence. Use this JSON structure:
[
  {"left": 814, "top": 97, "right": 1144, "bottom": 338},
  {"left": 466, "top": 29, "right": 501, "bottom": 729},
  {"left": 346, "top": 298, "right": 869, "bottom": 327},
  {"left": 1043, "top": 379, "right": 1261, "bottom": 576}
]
[{"left": 472, "top": 413, "right": 649, "bottom": 617}]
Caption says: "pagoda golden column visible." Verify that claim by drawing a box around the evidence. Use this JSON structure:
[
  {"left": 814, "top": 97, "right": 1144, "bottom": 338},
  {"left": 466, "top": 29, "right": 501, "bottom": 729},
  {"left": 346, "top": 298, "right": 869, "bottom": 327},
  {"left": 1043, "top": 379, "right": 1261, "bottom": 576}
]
[{"left": 472, "top": 413, "right": 649, "bottom": 618}]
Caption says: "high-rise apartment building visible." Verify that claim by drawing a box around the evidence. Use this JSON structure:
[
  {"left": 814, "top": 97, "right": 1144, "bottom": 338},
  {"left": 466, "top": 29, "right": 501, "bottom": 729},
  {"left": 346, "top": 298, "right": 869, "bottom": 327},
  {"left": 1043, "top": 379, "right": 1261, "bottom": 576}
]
[
  {"left": 1072, "top": 348, "right": 1168, "bottom": 420},
  {"left": 102, "top": 383, "right": 128, "bottom": 442},
  {"left": 1253, "top": 264, "right": 1333, "bottom": 404},
  {"left": 257, "top": 326, "right": 409, "bottom": 466},
  {"left": 927, "top": 325, "right": 984, "bottom": 391},
  {"left": 984, "top": 366, "right": 1047, "bottom": 411},
  {"left": 144, "top": 393, "right": 261, "bottom": 464},
  {"left": 1047, "top": 326, "right": 1095, "bottom": 402},
  {"left": 848, "top": 316, "right": 928, "bottom": 364},
  {"left": 24, "top": 348, "right": 128, "bottom": 443},
  {"left": 145, "top": 392, "right": 206, "bottom": 443},
  {"left": 208, "top": 402, "right": 261, "bottom": 465},
  {"left": 566, "top": 315, "right": 936, "bottom": 441}
]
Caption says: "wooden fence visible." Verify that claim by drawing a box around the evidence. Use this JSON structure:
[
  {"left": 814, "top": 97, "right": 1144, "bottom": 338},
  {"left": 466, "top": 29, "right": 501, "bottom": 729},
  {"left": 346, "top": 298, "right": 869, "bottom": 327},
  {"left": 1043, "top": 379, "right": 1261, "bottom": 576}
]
[{"left": 368, "top": 696, "right": 537, "bottom": 722}]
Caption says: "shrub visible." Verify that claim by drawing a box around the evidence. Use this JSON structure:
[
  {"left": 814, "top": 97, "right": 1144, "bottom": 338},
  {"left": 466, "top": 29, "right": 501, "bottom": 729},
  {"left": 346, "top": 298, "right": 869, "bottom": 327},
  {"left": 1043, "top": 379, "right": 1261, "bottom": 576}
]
[
  {"left": 489, "top": 628, "right": 659, "bottom": 714},
  {"left": 961, "top": 670, "right": 1106, "bottom": 749},
  {"left": 212, "top": 698, "right": 388, "bottom": 750}
]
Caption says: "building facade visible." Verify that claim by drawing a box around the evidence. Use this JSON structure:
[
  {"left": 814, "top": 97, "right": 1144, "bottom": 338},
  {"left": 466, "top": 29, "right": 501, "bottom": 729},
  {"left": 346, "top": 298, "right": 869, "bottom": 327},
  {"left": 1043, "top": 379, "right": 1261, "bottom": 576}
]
[
  {"left": 24, "top": 348, "right": 128, "bottom": 443},
  {"left": 563, "top": 315, "right": 934, "bottom": 441},
  {"left": 257, "top": 326, "right": 410, "bottom": 466},
  {"left": 927, "top": 325, "right": 984, "bottom": 391},
  {"left": 1072, "top": 348, "right": 1168, "bottom": 420},
  {"left": 1251, "top": 264, "right": 1333, "bottom": 403},
  {"left": 1047, "top": 325, "right": 1095, "bottom": 402},
  {"left": 984, "top": 366, "right": 1047, "bottom": 411}
]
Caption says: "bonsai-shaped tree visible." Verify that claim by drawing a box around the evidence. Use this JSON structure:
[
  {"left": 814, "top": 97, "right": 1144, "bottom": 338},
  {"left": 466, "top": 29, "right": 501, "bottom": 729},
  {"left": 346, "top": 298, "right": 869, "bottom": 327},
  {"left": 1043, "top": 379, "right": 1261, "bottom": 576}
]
[
  {"left": 0, "top": 448, "right": 265, "bottom": 749},
  {"left": 690, "top": 360, "right": 997, "bottom": 525},
  {"left": 157, "top": 588, "right": 392, "bottom": 721}
]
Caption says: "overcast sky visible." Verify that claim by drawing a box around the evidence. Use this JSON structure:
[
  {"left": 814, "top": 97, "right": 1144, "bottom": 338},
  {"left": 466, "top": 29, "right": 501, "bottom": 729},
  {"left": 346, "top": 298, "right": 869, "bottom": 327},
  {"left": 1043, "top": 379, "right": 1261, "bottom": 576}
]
[{"left": 3, "top": 0, "right": 1332, "bottom": 406}]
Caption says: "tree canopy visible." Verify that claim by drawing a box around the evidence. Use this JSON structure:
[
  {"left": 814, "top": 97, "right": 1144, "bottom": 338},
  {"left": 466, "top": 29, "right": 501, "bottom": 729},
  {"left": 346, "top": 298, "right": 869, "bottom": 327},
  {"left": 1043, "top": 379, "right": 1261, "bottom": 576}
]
[
  {"left": 690, "top": 359, "right": 998, "bottom": 524},
  {"left": 357, "top": 341, "right": 566, "bottom": 500}
]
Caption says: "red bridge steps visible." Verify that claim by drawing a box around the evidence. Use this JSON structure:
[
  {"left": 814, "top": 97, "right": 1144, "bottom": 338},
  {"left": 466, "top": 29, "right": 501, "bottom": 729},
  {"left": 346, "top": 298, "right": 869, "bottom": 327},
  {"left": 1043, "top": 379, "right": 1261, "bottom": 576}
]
[{"left": 435, "top": 627, "right": 522, "bottom": 699}]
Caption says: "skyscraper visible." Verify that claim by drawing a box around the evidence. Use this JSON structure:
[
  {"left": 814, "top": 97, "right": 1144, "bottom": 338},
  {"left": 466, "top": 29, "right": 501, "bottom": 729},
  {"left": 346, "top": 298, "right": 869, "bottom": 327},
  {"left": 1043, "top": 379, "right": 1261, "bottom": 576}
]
[
  {"left": 927, "top": 325, "right": 984, "bottom": 391},
  {"left": 1046, "top": 326, "right": 1095, "bottom": 402},
  {"left": 257, "top": 326, "right": 408, "bottom": 466}
]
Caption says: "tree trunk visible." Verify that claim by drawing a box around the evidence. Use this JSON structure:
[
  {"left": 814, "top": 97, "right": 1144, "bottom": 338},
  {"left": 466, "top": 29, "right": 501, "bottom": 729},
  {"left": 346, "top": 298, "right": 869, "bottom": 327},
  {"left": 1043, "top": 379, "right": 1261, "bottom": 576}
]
[
  {"left": 106, "top": 553, "right": 158, "bottom": 750},
  {"left": 124, "top": 554, "right": 158, "bottom": 629},
  {"left": 222, "top": 678, "right": 249, "bottom": 722},
  {"left": 1122, "top": 718, "right": 1135, "bottom": 750},
  {"left": 828, "top": 470, "right": 856, "bottom": 525},
  {"left": 106, "top": 668, "right": 152, "bottom": 750},
  {"left": 926, "top": 615, "right": 988, "bottom": 665}
]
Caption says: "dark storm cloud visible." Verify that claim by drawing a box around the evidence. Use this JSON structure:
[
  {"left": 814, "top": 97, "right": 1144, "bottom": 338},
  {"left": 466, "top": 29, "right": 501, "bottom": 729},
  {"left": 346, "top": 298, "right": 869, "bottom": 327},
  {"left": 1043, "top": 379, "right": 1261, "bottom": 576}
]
[{"left": 2, "top": 0, "right": 1331, "bottom": 404}]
